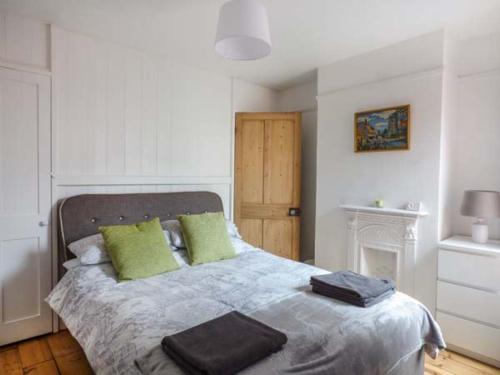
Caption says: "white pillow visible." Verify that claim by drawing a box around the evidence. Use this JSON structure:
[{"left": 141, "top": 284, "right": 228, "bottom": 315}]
[
  {"left": 68, "top": 230, "right": 174, "bottom": 265},
  {"left": 161, "top": 220, "right": 185, "bottom": 248},
  {"left": 62, "top": 258, "right": 81, "bottom": 270},
  {"left": 226, "top": 220, "right": 242, "bottom": 239},
  {"left": 172, "top": 249, "right": 189, "bottom": 267},
  {"left": 161, "top": 218, "right": 242, "bottom": 249},
  {"left": 68, "top": 233, "right": 109, "bottom": 265}
]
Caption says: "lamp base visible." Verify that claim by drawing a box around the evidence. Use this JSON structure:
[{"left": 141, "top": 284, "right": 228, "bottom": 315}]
[{"left": 471, "top": 220, "right": 488, "bottom": 243}]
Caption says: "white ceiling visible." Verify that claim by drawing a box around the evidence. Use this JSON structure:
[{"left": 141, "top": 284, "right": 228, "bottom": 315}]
[{"left": 1, "top": 0, "right": 500, "bottom": 89}]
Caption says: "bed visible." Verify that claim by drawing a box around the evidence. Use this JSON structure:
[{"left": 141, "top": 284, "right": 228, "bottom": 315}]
[{"left": 47, "top": 192, "right": 445, "bottom": 375}]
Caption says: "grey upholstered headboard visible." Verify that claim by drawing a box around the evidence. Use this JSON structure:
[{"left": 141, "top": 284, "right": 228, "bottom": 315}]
[{"left": 57, "top": 191, "right": 224, "bottom": 276}]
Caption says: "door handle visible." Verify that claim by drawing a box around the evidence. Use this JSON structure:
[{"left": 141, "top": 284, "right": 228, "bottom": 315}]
[
  {"left": 288, "top": 208, "right": 301, "bottom": 217},
  {"left": 38, "top": 221, "right": 49, "bottom": 227}
]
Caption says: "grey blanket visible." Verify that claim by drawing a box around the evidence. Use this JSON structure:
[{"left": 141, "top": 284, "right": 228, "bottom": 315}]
[
  {"left": 136, "top": 290, "right": 444, "bottom": 375},
  {"left": 46, "top": 238, "right": 444, "bottom": 375}
]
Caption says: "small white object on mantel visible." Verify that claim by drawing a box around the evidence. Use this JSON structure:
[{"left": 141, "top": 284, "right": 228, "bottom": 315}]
[
  {"left": 340, "top": 204, "right": 428, "bottom": 296},
  {"left": 406, "top": 201, "right": 423, "bottom": 212}
]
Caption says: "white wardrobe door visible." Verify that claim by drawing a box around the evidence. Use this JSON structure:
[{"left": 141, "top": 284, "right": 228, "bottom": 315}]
[{"left": 0, "top": 67, "right": 51, "bottom": 345}]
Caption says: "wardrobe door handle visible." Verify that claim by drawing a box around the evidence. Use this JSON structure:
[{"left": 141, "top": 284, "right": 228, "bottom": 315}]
[{"left": 38, "top": 221, "right": 49, "bottom": 227}]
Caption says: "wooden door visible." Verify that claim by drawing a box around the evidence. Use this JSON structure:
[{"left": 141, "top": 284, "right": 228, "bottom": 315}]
[
  {"left": 0, "top": 67, "right": 52, "bottom": 345},
  {"left": 235, "top": 112, "right": 301, "bottom": 260}
]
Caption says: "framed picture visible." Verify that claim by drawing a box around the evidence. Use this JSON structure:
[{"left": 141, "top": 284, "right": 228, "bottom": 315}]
[{"left": 354, "top": 105, "right": 410, "bottom": 152}]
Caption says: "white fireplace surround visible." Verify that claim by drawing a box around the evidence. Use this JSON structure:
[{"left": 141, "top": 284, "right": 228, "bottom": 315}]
[{"left": 341, "top": 205, "right": 428, "bottom": 296}]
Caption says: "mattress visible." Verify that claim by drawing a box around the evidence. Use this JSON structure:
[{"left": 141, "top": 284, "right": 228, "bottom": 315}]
[{"left": 46, "top": 238, "right": 444, "bottom": 375}]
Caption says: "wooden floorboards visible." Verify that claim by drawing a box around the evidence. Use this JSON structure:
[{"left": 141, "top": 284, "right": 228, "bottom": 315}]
[
  {"left": 0, "top": 330, "right": 93, "bottom": 375},
  {"left": 425, "top": 351, "right": 500, "bottom": 375},
  {"left": 1, "top": 330, "right": 498, "bottom": 374}
]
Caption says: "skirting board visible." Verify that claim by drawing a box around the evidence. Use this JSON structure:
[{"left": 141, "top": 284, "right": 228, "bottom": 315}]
[{"left": 445, "top": 343, "right": 500, "bottom": 369}]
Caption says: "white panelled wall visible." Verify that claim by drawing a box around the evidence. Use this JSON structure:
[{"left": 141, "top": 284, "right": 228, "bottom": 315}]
[
  {"left": 52, "top": 26, "right": 233, "bottom": 215},
  {"left": 51, "top": 25, "right": 280, "bottom": 218}
]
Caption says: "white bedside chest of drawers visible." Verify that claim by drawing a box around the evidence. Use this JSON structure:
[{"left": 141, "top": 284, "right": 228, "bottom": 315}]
[{"left": 437, "top": 236, "right": 500, "bottom": 368}]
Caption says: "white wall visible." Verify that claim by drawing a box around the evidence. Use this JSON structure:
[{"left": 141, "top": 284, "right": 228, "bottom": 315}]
[
  {"left": 278, "top": 80, "right": 317, "bottom": 112},
  {"left": 278, "top": 80, "right": 317, "bottom": 261},
  {"left": 455, "top": 33, "right": 500, "bottom": 78},
  {"left": 318, "top": 31, "right": 444, "bottom": 95},
  {"left": 315, "top": 32, "right": 446, "bottom": 313},
  {"left": 233, "top": 79, "right": 279, "bottom": 113},
  {"left": 449, "top": 33, "right": 500, "bottom": 239},
  {"left": 438, "top": 35, "right": 459, "bottom": 240}
]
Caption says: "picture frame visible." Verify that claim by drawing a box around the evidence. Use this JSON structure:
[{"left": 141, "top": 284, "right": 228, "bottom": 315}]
[{"left": 354, "top": 105, "right": 410, "bottom": 153}]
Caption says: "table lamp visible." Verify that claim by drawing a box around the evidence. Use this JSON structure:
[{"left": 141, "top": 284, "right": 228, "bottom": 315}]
[{"left": 460, "top": 190, "right": 500, "bottom": 243}]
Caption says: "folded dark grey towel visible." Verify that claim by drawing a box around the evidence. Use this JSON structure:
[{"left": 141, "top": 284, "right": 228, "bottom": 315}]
[
  {"left": 311, "top": 271, "right": 395, "bottom": 307},
  {"left": 312, "top": 283, "right": 395, "bottom": 307},
  {"left": 161, "top": 311, "right": 287, "bottom": 375}
]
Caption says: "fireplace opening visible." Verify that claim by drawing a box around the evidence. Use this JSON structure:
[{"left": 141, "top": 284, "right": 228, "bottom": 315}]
[{"left": 360, "top": 246, "right": 398, "bottom": 283}]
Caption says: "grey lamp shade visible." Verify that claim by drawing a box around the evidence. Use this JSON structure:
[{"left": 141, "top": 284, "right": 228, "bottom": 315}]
[{"left": 460, "top": 190, "right": 500, "bottom": 218}]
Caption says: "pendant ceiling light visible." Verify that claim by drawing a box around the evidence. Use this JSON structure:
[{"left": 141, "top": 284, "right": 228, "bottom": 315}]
[{"left": 215, "top": 0, "right": 271, "bottom": 60}]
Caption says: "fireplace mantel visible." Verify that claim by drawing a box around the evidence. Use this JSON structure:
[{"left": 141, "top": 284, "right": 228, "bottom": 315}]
[
  {"left": 340, "top": 204, "right": 428, "bottom": 217},
  {"left": 341, "top": 204, "right": 428, "bottom": 296}
]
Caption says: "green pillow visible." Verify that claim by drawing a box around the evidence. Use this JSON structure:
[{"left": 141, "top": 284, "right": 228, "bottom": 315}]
[
  {"left": 99, "top": 217, "right": 179, "bottom": 281},
  {"left": 178, "top": 212, "right": 236, "bottom": 265}
]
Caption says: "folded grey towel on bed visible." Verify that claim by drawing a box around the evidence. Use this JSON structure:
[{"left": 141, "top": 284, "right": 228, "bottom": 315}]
[
  {"left": 161, "top": 311, "right": 287, "bottom": 375},
  {"left": 311, "top": 271, "right": 395, "bottom": 307},
  {"left": 311, "top": 283, "right": 395, "bottom": 307}
]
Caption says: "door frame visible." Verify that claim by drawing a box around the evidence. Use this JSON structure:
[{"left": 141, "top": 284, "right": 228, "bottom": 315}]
[{"left": 234, "top": 112, "right": 301, "bottom": 260}]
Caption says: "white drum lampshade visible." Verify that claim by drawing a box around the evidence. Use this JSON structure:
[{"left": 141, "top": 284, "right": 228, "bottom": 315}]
[
  {"left": 215, "top": 0, "right": 271, "bottom": 60},
  {"left": 460, "top": 190, "right": 500, "bottom": 243}
]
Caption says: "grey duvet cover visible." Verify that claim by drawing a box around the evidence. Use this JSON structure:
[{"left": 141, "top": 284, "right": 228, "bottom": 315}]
[{"left": 47, "top": 238, "right": 444, "bottom": 375}]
